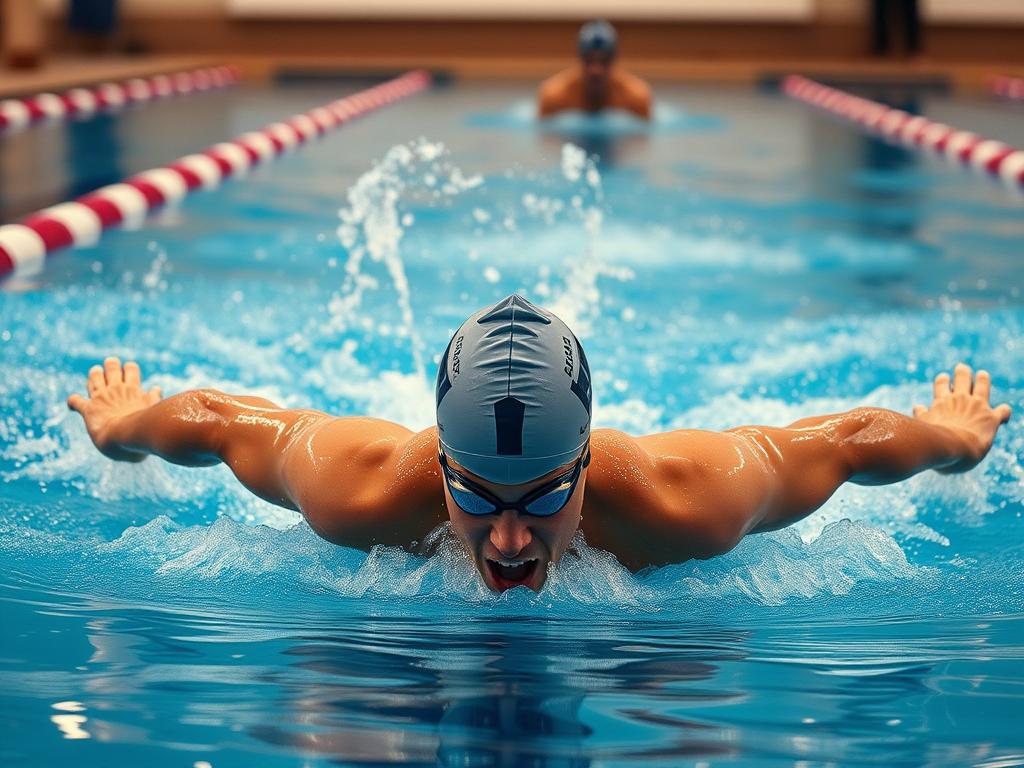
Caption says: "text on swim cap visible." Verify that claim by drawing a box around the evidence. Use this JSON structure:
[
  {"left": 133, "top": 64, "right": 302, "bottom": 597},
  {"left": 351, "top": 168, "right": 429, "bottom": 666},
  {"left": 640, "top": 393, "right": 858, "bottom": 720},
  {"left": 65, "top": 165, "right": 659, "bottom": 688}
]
[{"left": 452, "top": 335, "right": 464, "bottom": 377}]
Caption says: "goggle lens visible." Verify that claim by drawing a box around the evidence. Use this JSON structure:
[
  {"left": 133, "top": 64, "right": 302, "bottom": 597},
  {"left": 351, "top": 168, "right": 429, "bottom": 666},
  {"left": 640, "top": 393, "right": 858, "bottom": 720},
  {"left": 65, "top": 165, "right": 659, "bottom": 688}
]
[
  {"left": 440, "top": 450, "right": 586, "bottom": 518},
  {"left": 523, "top": 484, "right": 574, "bottom": 517},
  {"left": 446, "top": 475, "right": 499, "bottom": 516}
]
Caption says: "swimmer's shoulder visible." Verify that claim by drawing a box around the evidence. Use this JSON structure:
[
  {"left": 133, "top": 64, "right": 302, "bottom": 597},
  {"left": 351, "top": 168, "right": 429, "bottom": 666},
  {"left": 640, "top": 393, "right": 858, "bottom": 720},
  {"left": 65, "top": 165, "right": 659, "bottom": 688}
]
[
  {"left": 612, "top": 67, "right": 650, "bottom": 93},
  {"left": 540, "top": 65, "right": 580, "bottom": 93},
  {"left": 288, "top": 420, "right": 446, "bottom": 550},
  {"left": 611, "top": 69, "right": 652, "bottom": 118},
  {"left": 581, "top": 428, "right": 744, "bottom": 568},
  {"left": 538, "top": 66, "right": 582, "bottom": 115}
]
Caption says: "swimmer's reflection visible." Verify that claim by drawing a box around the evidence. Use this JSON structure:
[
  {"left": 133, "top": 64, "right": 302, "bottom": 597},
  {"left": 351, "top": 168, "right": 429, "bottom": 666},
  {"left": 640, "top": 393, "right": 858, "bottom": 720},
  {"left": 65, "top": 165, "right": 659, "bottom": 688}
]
[
  {"left": 856, "top": 89, "right": 922, "bottom": 242},
  {"left": 248, "top": 622, "right": 746, "bottom": 766},
  {"left": 66, "top": 113, "right": 124, "bottom": 200},
  {"left": 540, "top": 126, "right": 647, "bottom": 169}
]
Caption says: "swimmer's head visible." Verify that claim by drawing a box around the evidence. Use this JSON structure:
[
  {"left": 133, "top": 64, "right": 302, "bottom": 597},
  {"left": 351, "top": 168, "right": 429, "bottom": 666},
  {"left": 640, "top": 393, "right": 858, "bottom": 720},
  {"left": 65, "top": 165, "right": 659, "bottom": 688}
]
[
  {"left": 578, "top": 19, "right": 618, "bottom": 59},
  {"left": 435, "top": 294, "right": 592, "bottom": 592},
  {"left": 577, "top": 20, "right": 617, "bottom": 100}
]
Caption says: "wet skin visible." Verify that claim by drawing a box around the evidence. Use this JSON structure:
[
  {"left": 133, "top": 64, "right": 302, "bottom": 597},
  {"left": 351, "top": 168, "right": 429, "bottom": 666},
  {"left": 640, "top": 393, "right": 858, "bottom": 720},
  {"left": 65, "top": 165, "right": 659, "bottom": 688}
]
[{"left": 69, "top": 360, "right": 1011, "bottom": 592}]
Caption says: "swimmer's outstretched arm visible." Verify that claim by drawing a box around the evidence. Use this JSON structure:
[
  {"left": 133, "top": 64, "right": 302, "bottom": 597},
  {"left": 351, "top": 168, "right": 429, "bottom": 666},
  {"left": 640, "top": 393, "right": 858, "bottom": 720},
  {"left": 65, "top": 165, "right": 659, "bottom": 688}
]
[
  {"left": 67, "top": 358, "right": 446, "bottom": 548},
  {"left": 584, "top": 364, "right": 1011, "bottom": 568}
]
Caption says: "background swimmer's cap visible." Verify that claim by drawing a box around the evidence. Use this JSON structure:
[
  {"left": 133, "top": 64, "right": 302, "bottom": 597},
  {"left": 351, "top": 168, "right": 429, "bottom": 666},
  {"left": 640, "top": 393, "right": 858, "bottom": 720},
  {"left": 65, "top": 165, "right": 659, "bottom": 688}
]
[
  {"left": 435, "top": 294, "right": 592, "bottom": 484},
  {"left": 578, "top": 20, "right": 618, "bottom": 58}
]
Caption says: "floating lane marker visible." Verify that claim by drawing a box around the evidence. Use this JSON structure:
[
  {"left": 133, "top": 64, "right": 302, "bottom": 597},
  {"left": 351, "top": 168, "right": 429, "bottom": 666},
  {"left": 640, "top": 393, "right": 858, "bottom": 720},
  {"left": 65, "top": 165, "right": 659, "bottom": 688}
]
[
  {"left": 782, "top": 75, "right": 1024, "bottom": 193},
  {"left": 991, "top": 75, "right": 1024, "bottom": 102},
  {"left": 0, "top": 65, "right": 240, "bottom": 136},
  {"left": 0, "top": 70, "right": 432, "bottom": 279}
]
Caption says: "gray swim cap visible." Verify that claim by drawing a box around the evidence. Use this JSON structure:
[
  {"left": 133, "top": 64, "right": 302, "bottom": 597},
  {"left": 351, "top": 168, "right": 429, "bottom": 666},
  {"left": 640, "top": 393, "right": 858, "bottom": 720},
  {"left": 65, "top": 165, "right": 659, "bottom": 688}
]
[
  {"left": 435, "top": 294, "right": 592, "bottom": 485},
  {"left": 578, "top": 20, "right": 618, "bottom": 57}
]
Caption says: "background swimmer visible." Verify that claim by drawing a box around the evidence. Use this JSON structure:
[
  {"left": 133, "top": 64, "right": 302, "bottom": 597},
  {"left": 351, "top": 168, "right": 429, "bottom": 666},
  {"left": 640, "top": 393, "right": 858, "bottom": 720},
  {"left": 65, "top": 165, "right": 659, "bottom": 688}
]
[{"left": 538, "top": 20, "right": 652, "bottom": 120}]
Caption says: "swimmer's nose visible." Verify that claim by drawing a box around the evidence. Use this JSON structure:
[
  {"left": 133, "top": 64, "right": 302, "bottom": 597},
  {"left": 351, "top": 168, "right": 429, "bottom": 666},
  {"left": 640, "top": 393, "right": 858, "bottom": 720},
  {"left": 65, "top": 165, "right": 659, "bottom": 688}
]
[{"left": 489, "top": 510, "right": 532, "bottom": 558}]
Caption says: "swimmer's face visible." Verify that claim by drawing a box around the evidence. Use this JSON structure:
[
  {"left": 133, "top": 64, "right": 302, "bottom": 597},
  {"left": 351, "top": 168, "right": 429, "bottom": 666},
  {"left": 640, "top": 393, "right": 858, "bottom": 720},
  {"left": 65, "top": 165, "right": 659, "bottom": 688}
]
[
  {"left": 443, "top": 457, "right": 587, "bottom": 593},
  {"left": 581, "top": 50, "right": 614, "bottom": 92}
]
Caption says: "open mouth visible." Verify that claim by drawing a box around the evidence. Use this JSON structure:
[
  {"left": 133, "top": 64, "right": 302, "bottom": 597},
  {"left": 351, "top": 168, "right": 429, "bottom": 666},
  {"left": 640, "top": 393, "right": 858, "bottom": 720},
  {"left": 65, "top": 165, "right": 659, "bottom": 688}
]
[{"left": 485, "top": 558, "right": 540, "bottom": 591}]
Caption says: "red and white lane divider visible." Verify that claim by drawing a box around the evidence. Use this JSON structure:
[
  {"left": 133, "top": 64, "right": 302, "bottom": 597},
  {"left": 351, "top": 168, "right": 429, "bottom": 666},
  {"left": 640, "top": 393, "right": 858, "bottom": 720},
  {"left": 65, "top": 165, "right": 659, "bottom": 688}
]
[
  {"left": 0, "top": 70, "right": 431, "bottom": 279},
  {"left": 991, "top": 75, "right": 1024, "bottom": 102},
  {"left": 0, "top": 65, "right": 240, "bottom": 136},
  {"left": 783, "top": 75, "right": 1024, "bottom": 192}
]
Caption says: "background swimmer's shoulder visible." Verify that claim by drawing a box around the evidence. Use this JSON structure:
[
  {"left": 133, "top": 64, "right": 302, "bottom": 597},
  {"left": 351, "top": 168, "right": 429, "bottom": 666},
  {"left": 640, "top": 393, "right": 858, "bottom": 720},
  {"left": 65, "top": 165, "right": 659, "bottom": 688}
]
[{"left": 538, "top": 67, "right": 581, "bottom": 114}]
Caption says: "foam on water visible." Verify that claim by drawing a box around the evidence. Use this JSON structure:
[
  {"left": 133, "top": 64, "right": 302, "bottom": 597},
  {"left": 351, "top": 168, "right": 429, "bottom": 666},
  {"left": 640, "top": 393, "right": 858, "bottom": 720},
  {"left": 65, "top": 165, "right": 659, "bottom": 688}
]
[
  {"left": 333, "top": 139, "right": 482, "bottom": 378},
  {"left": 0, "top": 505, "right": 927, "bottom": 618}
]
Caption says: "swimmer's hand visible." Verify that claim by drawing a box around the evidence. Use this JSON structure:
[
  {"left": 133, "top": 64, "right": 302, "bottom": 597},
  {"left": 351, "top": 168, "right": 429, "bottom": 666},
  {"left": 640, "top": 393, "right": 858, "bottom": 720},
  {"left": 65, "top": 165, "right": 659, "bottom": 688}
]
[
  {"left": 912, "top": 363, "right": 1012, "bottom": 474},
  {"left": 67, "top": 357, "right": 162, "bottom": 462}
]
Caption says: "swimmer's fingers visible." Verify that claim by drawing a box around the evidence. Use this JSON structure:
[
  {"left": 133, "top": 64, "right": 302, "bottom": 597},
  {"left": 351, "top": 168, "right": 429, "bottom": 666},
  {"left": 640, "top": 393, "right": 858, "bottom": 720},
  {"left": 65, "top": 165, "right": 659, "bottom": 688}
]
[
  {"left": 932, "top": 372, "right": 951, "bottom": 401},
  {"left": 124, "top": 361, "right": 141, "bottom": 388},
  {"left": 87, "top": 365, "right": 105, "bottom": 396},
  {"left": 913, "top": 404, "right": 927, "bottom": 418},
  {"left": 147, "top": 386, "right": 163, "bottom": 404},
  {"left": 995, "top": 403, "right": 1012, "bottom": 424},
  {"left": 103, "top": 356, "right": 123, "bottom": 385},
  {"left": 953, "top": 363, "right": 972, "bottom": 395},
  {"left": 67, "top": 393, "right": 88, "bottom": 413},
  {"left": 974, "top": 369, "right": 991, "bottom": 402}
]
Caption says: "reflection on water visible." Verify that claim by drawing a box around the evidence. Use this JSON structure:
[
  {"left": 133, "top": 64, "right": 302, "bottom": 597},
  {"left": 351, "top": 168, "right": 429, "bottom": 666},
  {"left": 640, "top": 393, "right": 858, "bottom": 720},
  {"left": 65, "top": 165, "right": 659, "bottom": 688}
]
[
  {"left": 2, "top": 577, "right": 1022, "bottom": 766},
  {"left": 249, "top": 619, "right": 744, "bottom": 766},
  {"left": 66, "top": 114, "right": 125, "bottom": 201},
  {"left": 540, "top": 126, "right": 647, "bottom": 169},
  {"left": 855, "top": 91, "right": 922, "bottom": 244}
]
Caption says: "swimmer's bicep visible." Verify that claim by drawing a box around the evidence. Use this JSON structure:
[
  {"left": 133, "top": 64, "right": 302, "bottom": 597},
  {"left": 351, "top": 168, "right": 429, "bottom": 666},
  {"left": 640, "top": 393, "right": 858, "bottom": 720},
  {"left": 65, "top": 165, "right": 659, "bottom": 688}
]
[
  {"left": 725, "top": 424, "right": 851, "bottom": 532},
  {"left": 537, "top": 89, "right": 560, "bottom": 117},
  {"left": 212, "top": 406, "right": 331, "bottom": 511},
  {"left": 626, "top": 81, "right": 652, "bottom": 119}
]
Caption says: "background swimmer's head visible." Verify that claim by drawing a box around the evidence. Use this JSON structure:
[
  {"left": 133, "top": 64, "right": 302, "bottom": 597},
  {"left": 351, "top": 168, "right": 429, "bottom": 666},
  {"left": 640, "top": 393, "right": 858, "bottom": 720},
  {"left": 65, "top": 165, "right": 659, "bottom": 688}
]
[
  {"left": 578, "top": 20, "right": 617, "bottom": 97},
  {"left": 435, "top": 294, "right": 593, "bottom": 592}
]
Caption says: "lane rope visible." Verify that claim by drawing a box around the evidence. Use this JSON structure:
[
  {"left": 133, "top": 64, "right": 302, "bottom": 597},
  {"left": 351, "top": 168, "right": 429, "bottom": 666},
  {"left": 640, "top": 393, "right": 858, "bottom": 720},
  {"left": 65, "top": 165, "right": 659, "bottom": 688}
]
[
  {"left": 991, "top": 75, "right": 1024, "bottom": 102},
  {"left": 0, "top": 70, "right": 432, "bottom": 279},
  {"left": 0, "top": 65, "right": 240, "bottom": 136},
  {"left": 782, "top": 75, "right": 1024, "bottom": 194}
]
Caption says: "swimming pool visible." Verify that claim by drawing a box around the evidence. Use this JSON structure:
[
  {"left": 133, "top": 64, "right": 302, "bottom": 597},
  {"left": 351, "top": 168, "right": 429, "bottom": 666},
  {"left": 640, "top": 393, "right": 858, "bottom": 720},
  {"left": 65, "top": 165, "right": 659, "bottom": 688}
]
[{"left": 1, "top": 78, "right": 1022, "bottom": 766}]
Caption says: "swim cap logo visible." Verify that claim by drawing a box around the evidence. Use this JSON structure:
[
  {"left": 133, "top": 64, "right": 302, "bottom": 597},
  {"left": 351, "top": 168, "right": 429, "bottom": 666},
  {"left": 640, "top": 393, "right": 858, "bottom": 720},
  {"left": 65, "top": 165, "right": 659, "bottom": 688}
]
[
  {"left": 435, "top": 335, "right": 455, "bottom": 408},
  {"left": 451, "top": 335, "right": 464, "bottom": 378},
  {"left": 562, "top": 336, "right": 574, "bottom": 377},
  {"left": 569, "top": 337, "right": 592, "bottom": 417}
]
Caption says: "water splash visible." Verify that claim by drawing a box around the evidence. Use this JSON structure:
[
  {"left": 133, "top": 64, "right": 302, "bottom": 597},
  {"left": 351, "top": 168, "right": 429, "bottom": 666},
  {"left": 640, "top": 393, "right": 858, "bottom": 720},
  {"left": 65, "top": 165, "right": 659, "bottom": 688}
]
[
  {"left": 537, "top": 144, "right": 632, "bottom": 336},
  {"left": 332, "top": 139, "right": 482, "bottom": 379},
  {"left": 646, "top": 520, "right": 923, "bottom": 608},
  {"left": 3, "top": 510, "right": 925, "bottom": 614}
]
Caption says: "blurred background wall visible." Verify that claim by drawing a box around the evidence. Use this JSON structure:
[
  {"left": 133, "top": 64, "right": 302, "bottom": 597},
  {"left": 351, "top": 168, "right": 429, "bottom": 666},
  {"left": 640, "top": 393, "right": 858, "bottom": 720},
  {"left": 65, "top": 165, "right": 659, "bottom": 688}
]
[{"left": 10, "top": 0, "right": 1024, "bottom": 79}]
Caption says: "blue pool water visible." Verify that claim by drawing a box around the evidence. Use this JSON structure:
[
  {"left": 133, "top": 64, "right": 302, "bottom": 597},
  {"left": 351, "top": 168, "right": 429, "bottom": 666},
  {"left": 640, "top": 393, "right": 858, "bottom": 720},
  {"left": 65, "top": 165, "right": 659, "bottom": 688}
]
[{"left": 1, "top": 80, "right": 1023, "bottom": 766}]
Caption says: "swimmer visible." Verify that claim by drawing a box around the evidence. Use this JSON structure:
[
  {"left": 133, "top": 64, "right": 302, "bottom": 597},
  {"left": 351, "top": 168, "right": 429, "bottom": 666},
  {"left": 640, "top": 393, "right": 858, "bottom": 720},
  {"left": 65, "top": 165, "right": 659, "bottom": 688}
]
[
  {"left": 69, "top": 294, "right": 1011, "bottom": 593},
  {"left": 538, "top": 20, "right": 652, "bottom": 120}
]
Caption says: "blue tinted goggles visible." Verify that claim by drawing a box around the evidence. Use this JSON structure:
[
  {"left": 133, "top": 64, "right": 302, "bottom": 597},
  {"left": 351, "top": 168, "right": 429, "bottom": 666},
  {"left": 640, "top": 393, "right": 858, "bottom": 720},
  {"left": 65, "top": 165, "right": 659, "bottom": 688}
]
[{"left": 438, "top": 448, "right": 590, "bottom": 517}]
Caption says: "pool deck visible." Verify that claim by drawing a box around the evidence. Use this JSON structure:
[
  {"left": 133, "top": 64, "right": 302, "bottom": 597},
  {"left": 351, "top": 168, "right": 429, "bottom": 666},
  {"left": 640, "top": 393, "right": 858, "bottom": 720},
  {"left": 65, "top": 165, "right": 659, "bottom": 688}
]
[
  {"left": 0, "top": 54, "right": 1017, "bottom": 98},
  {"left": 0, "top": 55, "right": 222, "bottom": 98}
]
